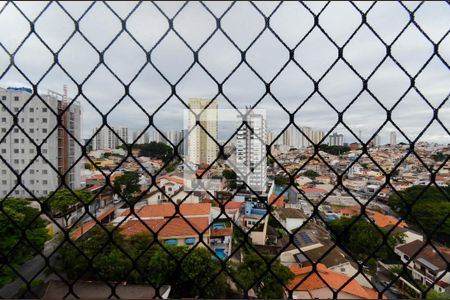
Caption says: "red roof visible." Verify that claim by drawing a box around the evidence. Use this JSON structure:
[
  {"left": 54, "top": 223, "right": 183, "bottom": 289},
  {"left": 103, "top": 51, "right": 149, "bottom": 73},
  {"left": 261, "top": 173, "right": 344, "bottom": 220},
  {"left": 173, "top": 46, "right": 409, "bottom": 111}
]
[
  {"left": 211, "top": 228, "right": 233, "bottom": 237},
  {"left": 289, "top": 264, "right": 380, "bottom": 299},
  {"left": 120, "top": 217, "right": 209, "bottom": 238},
  {"left": 121, "top": 203, "right": 211, "bottom": 218},
  {"left": 71, "top": 207, "right": 116, "bottom": 240},
  {"left": 224, "top": 201, "right": 243, "bottom": 210},
  {"left": 269, "top": 194, "right": 285, "bottom": 208}
]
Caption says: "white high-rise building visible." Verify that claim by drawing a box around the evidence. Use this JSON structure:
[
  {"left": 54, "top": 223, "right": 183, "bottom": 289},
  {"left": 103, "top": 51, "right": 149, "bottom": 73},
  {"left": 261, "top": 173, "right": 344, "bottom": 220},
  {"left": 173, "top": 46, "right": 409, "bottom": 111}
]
[
  {"left": 91, "top": 126, "right": 128, "bottom": 150},
  {"left": 132, "top": 129, "right": 149, "bottom": 144},
  {"left": 187, "top": 98, "right": 218, "bottom": 165},
  {"left": 0, "top": 86, "right": 81, "bottom": 198},
  {"left": 312, "top": 130, "right": 324, "bottom": 144},
  {"left": 235, "top": 109, "right": 267, "bottom": 192},
  {"left": 390, "top": 131, "right": 397, "bottom": 146},
  {"left": 329, "top": 132, "right": 344, "bottom": 146}
]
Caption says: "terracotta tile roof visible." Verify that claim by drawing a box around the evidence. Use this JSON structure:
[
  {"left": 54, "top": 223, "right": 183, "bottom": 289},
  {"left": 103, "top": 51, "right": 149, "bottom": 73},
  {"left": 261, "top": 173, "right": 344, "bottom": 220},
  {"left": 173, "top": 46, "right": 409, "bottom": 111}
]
[
  {"left": 269, "top": 194, "right": 285, "bottom": 208},
  {"left": 211, "top": 227, "right": 233, "bottom": 237},
  {"left": 120, "top": 217, "right": 210, "bottom": 238},
  {"left": 224, "top": 201, "right": 243, "bottom": 210},
  {"left": 122, "top": 203, "right": 211, "bottom": 218},
  {"left": 289, "top": 264, "right": 379, "bottom": 299},
  {"left": 157, "top": 175, "right": 185, "bottom": 185},
  {"left": 71, "top": 207, "right": 116, "bottom": 240}
]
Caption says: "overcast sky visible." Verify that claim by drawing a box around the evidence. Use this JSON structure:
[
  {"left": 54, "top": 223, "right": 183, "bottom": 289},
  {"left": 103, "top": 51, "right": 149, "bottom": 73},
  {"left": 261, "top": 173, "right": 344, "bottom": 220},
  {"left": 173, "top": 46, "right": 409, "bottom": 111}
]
[{"left": 0, "top": 1, "right": 449, "bottom": 145}]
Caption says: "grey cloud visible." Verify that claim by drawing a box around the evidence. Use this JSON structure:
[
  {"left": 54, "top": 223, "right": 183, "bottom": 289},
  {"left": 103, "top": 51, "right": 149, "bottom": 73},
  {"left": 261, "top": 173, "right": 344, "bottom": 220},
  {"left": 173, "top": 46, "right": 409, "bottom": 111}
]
[{"left": 0, "top": 1, "right": 448, "bottom": 145}]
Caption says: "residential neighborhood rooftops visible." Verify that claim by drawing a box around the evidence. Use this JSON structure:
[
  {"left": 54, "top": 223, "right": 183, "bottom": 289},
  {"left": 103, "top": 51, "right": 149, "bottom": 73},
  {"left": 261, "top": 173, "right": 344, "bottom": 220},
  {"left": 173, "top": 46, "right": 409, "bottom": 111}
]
[{"left": 289, "top": 264, "right": 379, "bottom": 299}]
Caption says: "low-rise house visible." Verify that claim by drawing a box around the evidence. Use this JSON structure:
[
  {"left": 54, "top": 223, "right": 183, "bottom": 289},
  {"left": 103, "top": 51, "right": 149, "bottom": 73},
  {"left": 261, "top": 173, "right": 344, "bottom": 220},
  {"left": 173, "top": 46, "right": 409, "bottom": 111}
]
[
  {"left": 288, "top": 264, "right": 379, "bottom": 299},
  {"left": 395, "top": 240, "right": 450, "bottom": 294},
  {"left": 117, "top": 203, "right": 211, "bottom": 247},
  {"left": 274, "top": 207, "right": 306, "bottom": 233}
]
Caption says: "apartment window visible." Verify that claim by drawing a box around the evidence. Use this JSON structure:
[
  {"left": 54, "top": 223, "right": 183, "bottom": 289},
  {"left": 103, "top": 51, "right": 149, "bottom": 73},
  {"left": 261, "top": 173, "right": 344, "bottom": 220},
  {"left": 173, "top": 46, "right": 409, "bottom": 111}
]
[
  {"left": 1, "top": 128, "right": 5, "bottom": 133},
  {"left": 43, "top": 180, "right": 48, "bottom": 185},
  {"left": 14, "top": 96, "right": 19, "bottom": 101},
  {"left": 1, "top": 117, "right": 6, "bottom": 122},
  {"left": 43, "top": 190, "right": 48, "bottom": 195},
  {"left": 30, "top": 180, "right": 34, "bottom": 184},
  {"left": 30, "top": 170, "right": 34, "bottom": 174},
  {"left": 1, "top": 149, "right": 6, "bottom": 154},
  {"left": 13, "top": 138, "right": 19, "bottom": 143},
  {"left": 1, "top": 96, "right": 6, "bottom": 100},
  {"left": 13, "top": 159, "right": 19, "bottom": 164},
  {"left": 30, "top": 128, "right": 34, "bottom": 133},
  {"left": 1, "top": 180, "right": 6, "bottom": 185},
  {"left": 13, "top": 128, "right": 18, "bottom": 133},
  {"left": 29, "top": 148, "right": 34, "bottom": 153},
  {"left": 42, "top": 149, "right": 47, "bottom": 154},
  {"left": 42, "top": 128, "right": 47, "bottom": 133},
  {"left": 1, "top": 170, "right": 6, "bottom": 174},
  {"left": 42, "top": 107, "right": 47, "bottom": 112},
  {"left": 14, "top": 107, "right": 19, "bottom": 112},
  {"left": 42, "top": 118, "right": 47, "bottom": 123},
  {"left": 29, "top": 108, "right": 34, "bottom": 112},
  {"left": 29, "top": 118, "right": 34, "bottom": 123},
  {"left": 13, "top": 149, "right": 19, "bottom": 154},
  {"left": 42, "top": 170, "right": 47, "bottom": 174},
  {"left": 14, "top": 190, "right": 19, "bottom": 195}
]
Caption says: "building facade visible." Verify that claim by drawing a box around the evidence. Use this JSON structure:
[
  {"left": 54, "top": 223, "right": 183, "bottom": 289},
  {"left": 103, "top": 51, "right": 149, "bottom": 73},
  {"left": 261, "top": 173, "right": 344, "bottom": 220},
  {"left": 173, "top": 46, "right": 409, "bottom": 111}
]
[
  {"left": 187, "top": 98, "right": 218, "bottom": 165},
  {"left": 0, "top": 86, "right": 81, "bottom": 198},
  {"left": 328, "top": 132, "right": 344, "bottom": 146},
  {"left": 390, "top": 131, "right": 397, "bottom": 146},
  {"left": 132, "top": 128, "right": 149, "bottom": 144},
  {"left": 91, "top": 126, "right": 128, "bottom": 150},
  {"left": 235, "top": 109, "right": 267, "bottom": 192}
]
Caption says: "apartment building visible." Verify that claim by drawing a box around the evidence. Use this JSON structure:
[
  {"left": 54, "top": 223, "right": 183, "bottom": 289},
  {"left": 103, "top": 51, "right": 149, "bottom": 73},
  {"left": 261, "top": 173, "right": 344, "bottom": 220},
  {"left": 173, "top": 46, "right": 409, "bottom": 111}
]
[
  {"left": 187, "top": 98, "right": 218, "bottom": 165},
  {"left": 91, "top": 126, "right": 128, "bottom": 150},
  {"left": 0, "top": 86, "right": 81, "bottom": 198},
  {"left": 235, "top": 109, "right": 267, "bottom": 192}
]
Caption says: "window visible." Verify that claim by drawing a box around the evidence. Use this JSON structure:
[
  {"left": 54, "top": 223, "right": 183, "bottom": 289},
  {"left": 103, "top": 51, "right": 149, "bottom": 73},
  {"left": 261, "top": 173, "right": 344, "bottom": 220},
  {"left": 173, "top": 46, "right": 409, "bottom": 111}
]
[
  {"left": 42, "top": 118, "right": 47, "bottom": 123},
  {"left": 29, "top": 118, "right": 34, "bottom": 123},
  {"left": 13, "top": 159, "right": 19, "bottom": 164},
  {"left": 14, "top": 96, "right": 19, "bottom": 101},
  {"left": 30, "top": 148, "right": 34, "bottom": 153},
  {"left": 42, "top": 149, "right": 47, "bottom": 154},
  {"left": 29, "top": 108, "right": 34, "bottom": 112},
  {"left": 43, "top": 190, "right": 48, "bottom": 195},
  {"left": 1, "top": 128, "right": 5, "bottom": 133},
  {"left": 164, "top": 239, "right": 178, "bottom": 246},
  {"left": 14, "top": 107, "right": 19, "bottom": 112},
  {"left": 13, "top": 128, "right": 18, "bottom": 133},
  {"left": 42, "top": 170, "right": 47, "bottom": 174},
  {"left": 1, "top": 117, "right": 6, "bottom": 122},
  {"left": 43, "top": 180, "right": 48, "bottom": 185},
  {"left": 30, "top": 128, "right": 34, "bottom": 133},
  {"left": 1, "top": 96, "right": 6, "bottom": 100},
  {"left": 185, "top": 238, "right": 196, "bottom": 245},
  {"left": 42, "top": 128, "right": 47, "bottom": 133},
  {"left": 1, "top": 149, "right": 6, "bottom": 154},
  {"left": 13, "top": 149, "right": 19, "bottom": 154},
  {"left": 42, "top": 107, "right": 47, "bottom": 112},
  {"left": 1, "top": 180, "right": 6, "bottom": 185},
  {"left": 13, "top": 138, "right": 19, "bottom": 143}
]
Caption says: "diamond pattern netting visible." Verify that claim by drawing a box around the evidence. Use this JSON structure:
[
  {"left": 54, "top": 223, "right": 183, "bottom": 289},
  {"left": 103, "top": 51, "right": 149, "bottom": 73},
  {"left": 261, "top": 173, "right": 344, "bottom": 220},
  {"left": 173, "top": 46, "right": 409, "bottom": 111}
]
[{"left": 0, "top": 1, "right": 449, "bottom": 299}]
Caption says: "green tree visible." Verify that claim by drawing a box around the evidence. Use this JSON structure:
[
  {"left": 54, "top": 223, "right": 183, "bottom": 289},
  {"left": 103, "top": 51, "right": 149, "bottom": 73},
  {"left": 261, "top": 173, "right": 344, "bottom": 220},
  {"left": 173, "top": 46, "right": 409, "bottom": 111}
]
[
  {"left": 47, "top": 189, "right": 93, "bottom": 227},
  {"left": 274, "top": 175, "right": 289, "bottom": 186},
  {"left": 113, "top": 171, "right": 141, "bottom": 206},
  {"left": 328, "top": 217, "right": 404, "bottom": 261},
  {"left": 388, "top": 185, "right": 450, "bottom": 245},
  {"left": 319, "top": 144, "right": 350, "bottom": 155},
  {"left": 0, "top": 199, "right": 49, "bottom": 287},
  {"left": 134, "top": 142, "right": 174, "bottom": 163},
  {"left": 233, "top": 249, "right": 294, "bottom": 298},
  {"left": 303, "top": 170, "right": 319, "bottom": 179},
  {"left": 147, "top": 246, "right": 229, "bottom": 298}
]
